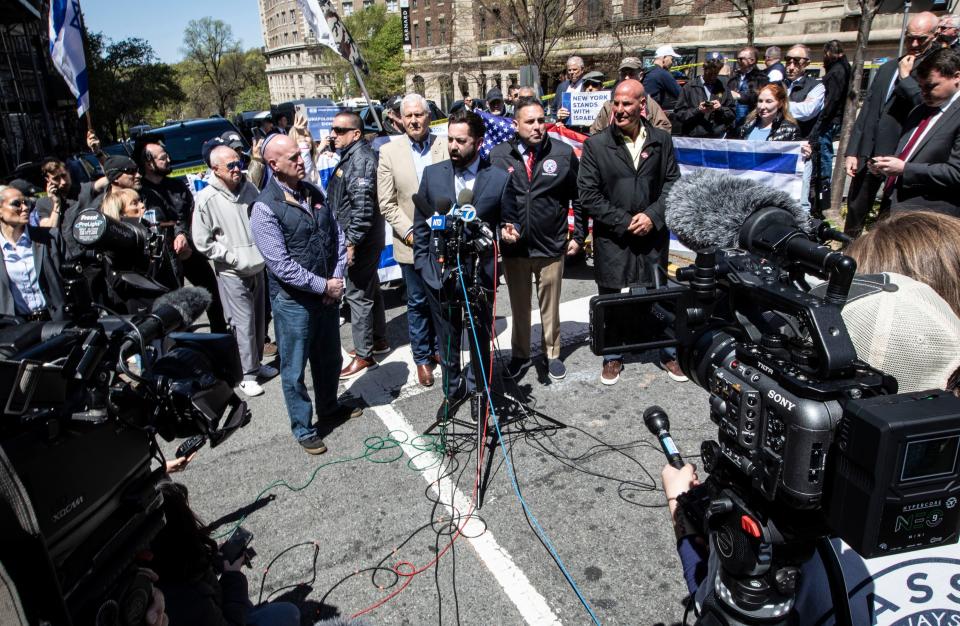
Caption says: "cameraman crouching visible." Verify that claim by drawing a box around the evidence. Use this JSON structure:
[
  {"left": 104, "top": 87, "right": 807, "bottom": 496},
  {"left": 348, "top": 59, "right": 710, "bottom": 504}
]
[
  {"left": 148, "top": 481, "right": 299, "bottom": 626},
  {"left": 661, "top": 272, "right": 960, "bottom": 623},
  {"left": 0, "top": 185, "right": 64, "bottom": 322}
]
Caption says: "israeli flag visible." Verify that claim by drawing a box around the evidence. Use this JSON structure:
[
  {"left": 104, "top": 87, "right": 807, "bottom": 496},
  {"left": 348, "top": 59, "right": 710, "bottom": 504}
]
[
  {"left": 48, "top": 0, "right": 90, "bottom": 117},
  {"left": 673, "top": 138, "right": 806, "bottom": 201}
]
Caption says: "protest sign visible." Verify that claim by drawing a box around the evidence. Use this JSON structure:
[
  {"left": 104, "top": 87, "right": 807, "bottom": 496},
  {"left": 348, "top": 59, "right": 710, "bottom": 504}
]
[
  {"left": 569, "top": 91, "right": 610, "bottom": 126},
  {"left": 306, "top": 106, "right": 340, "bottom": 139}
]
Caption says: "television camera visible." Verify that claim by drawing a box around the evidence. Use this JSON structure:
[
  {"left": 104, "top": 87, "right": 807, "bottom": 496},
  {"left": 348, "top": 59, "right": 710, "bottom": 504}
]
[
  {"left": 589, "top": 172, "right": 960, "bottom": 624},
  {"left": 0, "top": 278, "right": 250, "bottom": 624}
]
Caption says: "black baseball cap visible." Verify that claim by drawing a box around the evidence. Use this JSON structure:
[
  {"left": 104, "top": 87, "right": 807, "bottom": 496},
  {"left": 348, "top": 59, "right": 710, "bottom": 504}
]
[{"left": 103, "top": 155, "right": 138, "bottom": 183}]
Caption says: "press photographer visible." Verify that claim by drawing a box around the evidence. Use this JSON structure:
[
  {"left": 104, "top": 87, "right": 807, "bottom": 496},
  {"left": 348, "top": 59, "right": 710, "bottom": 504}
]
[
  {"left": 589, "top": 171, "right": 960, "bottom": 624},
  {"left": 412, "top": 108, "right": 518, "bottom": 422}
]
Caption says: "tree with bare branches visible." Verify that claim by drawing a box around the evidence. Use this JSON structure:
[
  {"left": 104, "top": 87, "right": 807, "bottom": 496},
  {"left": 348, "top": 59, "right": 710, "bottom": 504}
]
[{"left": 476, "top": 0, "right": 587, "bottom": 71}]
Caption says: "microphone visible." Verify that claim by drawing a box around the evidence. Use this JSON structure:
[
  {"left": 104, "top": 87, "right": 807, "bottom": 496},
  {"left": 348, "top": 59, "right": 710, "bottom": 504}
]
[
  {"left": 643, "top": 405, "right": 685, "bottom": 469},
  {"left": 452, "top": 188, "right": 496, "bottom": 244},
  {"left": 665, "top": 171, "right": 810, "bottom": 251},
  {"left": 121, "top": 286, "right": 212, "bottom": 352},
  {"left": 429, "top": 197, "right": 453, "bottom": 263}
]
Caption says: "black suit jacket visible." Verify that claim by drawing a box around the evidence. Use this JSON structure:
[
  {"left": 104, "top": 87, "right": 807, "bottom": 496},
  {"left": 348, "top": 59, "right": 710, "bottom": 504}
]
[
  {"left": 413, "top": 159, "right": 516, "bottom": 291},
  {"left": 890, "top": 101, "right": 960, "bottom": 216},
  {"left": 0, "top": 226, "right": 65, "bottom": 321},
  {"left": 847, "top": 58, "right": 924, "bottom": 159}
]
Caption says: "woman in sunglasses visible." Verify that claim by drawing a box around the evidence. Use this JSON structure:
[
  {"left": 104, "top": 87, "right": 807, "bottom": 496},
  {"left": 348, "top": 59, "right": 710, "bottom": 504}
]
[{"left": 0, "top": 185, "right": 65, "bottom": 322}]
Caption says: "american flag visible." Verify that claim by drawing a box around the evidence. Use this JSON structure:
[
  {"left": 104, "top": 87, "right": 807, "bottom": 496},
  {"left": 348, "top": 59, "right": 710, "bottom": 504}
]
[{"left": 477, "top": 111, "right": 516, "bottom": 159}]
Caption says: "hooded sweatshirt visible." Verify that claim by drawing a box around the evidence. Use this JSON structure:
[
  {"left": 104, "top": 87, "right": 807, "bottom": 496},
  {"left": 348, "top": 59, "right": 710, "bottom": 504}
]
[{"left": 192, "top": 174, "right": 265, "bottom": 278}]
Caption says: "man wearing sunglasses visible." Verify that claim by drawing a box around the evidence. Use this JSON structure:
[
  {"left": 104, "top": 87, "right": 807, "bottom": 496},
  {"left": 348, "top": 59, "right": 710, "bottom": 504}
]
[
  {"left": 326, "top": 111, "right": 389, "bottom": 380},
  {"left": 193, "top": 146, "right": 275, "bottom": 397},
  {"left": 726, "top": 46, "right": 768, "bottom": 129},
  {"left": 843, "top": 11, "right": 939, "bottom": 237}
]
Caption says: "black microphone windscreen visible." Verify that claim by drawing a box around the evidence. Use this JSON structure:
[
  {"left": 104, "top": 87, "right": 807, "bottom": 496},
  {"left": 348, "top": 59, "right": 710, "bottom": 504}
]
[
  {"left": 411, "top": 192, "right": 433, "bottom": 218},
  {"left": 436, "top": 197, "right": 453, "bottom": 215},
  {"left": 152, "top": 287, "right": 212, "bottom": 327},
  {"left": 456, "top": 188, "right": 474, "bottom": 206},
  {"left": 665, "top": 171, "right": 808, "bottom": 251}
]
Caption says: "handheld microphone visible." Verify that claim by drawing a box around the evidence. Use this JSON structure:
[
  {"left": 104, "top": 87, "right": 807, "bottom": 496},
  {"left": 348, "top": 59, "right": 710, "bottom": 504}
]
[
  {"left": 643, "top": 405, "right": 685, "bottom": 469},
  {"left": 121, "top": 286, "right": 212, "bottom": 352}
]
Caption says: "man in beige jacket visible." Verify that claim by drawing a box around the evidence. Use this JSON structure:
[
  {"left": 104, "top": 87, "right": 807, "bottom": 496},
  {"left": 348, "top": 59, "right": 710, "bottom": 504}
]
[{"left": 377, "top": 94, "right": 449, "bottom": 386}]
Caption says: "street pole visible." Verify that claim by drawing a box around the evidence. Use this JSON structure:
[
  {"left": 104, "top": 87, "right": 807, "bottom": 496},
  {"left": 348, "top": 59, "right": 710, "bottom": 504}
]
[
  {"left": 351, "top": 64, "right": 383, "bottom": 132},
  {"left": 898, "top": 0, "right": 912, "bottom": 57}
]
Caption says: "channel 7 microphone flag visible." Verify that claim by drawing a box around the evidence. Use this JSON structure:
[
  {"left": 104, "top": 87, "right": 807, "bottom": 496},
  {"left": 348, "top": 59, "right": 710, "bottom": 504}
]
[{"left": 49, "top": 0, "right": 90, "bottom": 117}]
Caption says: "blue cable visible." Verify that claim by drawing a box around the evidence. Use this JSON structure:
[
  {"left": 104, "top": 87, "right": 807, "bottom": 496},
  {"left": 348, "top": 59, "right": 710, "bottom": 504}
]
[{"left": 455, "top": 252, "right": 602, "bottom": 626}]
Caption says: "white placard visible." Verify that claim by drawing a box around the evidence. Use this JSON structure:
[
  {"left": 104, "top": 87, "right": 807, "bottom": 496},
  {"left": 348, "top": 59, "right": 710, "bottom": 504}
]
[{"left": 569, "top": 91, "right": 610, "bottom": 126}]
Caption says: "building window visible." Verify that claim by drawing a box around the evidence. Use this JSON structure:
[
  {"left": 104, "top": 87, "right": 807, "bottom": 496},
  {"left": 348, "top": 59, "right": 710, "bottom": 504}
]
[
  {"left": 425, "top": 20, "right": 432, "bottom": 45},
  {"left": 387, "top": 0, "right": 398, "bottom": 10},
  {"left": 478, "top": 9, "right": 486, "bottom": 39},
  {"left": 364, "top": 0, "right": 375, "bottom": 7},
  {"left": 413, "top": 23, "right": 420, "bottom": 47},
  {"left": 343, "top": 1, "right": 354, "bottom": 15},
  {"left": 413, "top": 75, "right": 426, "bottom": 96},
  {"left": 438, "top": 18, "right": 445, "bottom": 45},
  {"left": 639, "top": 0, "right": 660, "bottom": 15},
  {"left": 412, "top": 0, "right": 417, "bottom": 7},
  {"left": 586, "top": 0, "right": 603, "bottom": 21}
]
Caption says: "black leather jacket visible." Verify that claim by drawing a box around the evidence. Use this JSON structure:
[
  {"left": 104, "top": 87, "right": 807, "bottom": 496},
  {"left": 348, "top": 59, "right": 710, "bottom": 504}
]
[
  {"left": 325, "top": 139, "right": 384, "bottom": 250},
  {"left": 738, "top": 115, "right": 801, "bottom": 141}
]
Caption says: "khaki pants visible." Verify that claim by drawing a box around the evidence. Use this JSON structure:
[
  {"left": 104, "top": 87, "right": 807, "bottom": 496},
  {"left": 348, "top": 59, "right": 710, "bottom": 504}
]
[{"left": 502, "top": 255, "right": 564, "bottom": 360}]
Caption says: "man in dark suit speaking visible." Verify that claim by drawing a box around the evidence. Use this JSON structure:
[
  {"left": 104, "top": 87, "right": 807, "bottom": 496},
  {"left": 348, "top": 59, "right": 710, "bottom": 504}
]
[
  {"left": 870, "top": 48, "right": 960, "bottom": 217},
  {"left": 413, "top": 109, "right": 517, "bottom": 421}
]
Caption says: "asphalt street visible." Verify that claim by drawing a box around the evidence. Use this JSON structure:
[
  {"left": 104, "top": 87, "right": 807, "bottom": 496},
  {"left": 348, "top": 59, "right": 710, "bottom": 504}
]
[{"left": 164, "top": 255, "right": 717, "bottom": 626}]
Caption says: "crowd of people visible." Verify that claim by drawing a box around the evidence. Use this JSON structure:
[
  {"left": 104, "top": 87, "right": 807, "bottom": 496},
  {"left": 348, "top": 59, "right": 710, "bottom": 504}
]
[{"left": 3, "top": 13, "right": 960, "bottom": 623}]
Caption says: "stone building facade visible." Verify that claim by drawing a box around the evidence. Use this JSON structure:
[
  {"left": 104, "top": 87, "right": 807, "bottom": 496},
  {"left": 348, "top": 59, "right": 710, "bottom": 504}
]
[
  {"left": 258, "top": 0, "right": 399, "bottom": 103},
  {"left": 403, "top": 0, "right": 915, "bottom": 109}
]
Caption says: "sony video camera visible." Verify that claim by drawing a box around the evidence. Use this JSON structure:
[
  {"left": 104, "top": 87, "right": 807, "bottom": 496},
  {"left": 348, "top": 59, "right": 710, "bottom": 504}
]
[
  {"left": 589, "top": 172, "right": 960, "bottom": 562},
  {"left": 0, "top": 286, "right": 250, "bottom": 625}
]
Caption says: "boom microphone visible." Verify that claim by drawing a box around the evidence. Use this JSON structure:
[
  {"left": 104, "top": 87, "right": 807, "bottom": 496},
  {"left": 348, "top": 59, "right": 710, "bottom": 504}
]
[
  {"left": 643, "top": 405, "right": 685, "bottom": 469},
  {"left": 121, "top": 287, "right": 212, "bottom": 351},
  {"left": 665, "top": 171, "right": 809, "bottom": 251}
]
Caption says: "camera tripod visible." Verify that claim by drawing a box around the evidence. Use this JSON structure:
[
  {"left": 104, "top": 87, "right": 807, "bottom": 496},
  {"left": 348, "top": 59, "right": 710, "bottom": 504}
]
[{"left": 422, "top": 246, "right": 564, "bottom": 508}]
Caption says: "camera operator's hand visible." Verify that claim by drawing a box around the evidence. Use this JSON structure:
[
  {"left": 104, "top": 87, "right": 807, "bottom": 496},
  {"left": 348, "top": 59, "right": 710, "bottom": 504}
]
[
  {"left": 222, "top": 554, "right": 246, "bottom": 573},
  {"left": 501, "top": 223, "right": 520, "bottom": 243},
  {"left": 627, "top": 212, "right": 653, "bottom": 236},
  {"left": 165, "top": 452, "right": 197, "bottom": 473},
  {"left": 325, "top": 277, "right": 344, "bottom": 299},
  {"left": 662, "top": 463, "right": 700, "bottom": 517}
]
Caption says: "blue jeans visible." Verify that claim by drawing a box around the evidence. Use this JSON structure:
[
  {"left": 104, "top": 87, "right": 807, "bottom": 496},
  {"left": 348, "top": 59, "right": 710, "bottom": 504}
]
[
  {"left": 401, "top": 263, "right": 437, "bottom": 365},
  {"left": 817, "top": 132, "right": 835, "bottom": 184},
  {"left": 248, "top": 601, "right": 300, "bottom": 626},
  {"left": 271, "top": 293, "right": 342, "bottom": 441}
]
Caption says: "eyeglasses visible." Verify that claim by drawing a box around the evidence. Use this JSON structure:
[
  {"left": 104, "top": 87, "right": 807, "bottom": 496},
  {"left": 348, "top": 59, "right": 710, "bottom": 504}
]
[
  {"left": 331, "top": 126, "right": 359, "bottom": 134},
  {"left": 223, "top": 160, "right": 243, "bottom": 170},
  {"left": 6, "top": 199, "right": 25, "bottom": 208},
  {"left": 785, "top": 56, "right": 809, "bottom": 65},
  {"left": 736, "top": 56, "right": 754, "bottom": 62},
  {"left": 905, "top": 34, "right": 934, "bottom": 42}
]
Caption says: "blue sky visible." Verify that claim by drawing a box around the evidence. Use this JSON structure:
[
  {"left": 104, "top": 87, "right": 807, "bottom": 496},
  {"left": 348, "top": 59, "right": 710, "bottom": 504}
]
[{"left": 80, "top": 0, "right": 266, "bottom": 63}]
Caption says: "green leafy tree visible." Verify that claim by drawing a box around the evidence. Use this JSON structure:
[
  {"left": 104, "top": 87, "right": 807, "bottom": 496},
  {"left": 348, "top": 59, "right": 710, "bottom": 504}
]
[
  {"left": 84, "top": 32, "right": 183, "bottom": 141},
  {"left": 342, "top": 6, "right": 404, "bottom": 99}
]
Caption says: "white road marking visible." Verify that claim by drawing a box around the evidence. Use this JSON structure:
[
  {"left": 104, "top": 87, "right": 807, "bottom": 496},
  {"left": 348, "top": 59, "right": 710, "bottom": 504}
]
[
  {"left": 338, "top": 295, "right": 596, "bottom": 625},
  {"left": 373, "top": 403, "right": 564, "bottom": 626}
]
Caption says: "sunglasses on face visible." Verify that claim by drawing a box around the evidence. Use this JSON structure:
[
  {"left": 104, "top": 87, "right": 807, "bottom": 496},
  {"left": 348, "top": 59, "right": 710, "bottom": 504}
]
[
  {"left": 737, "top": 56, "right": 753, "bottom": 62},
  {"left": 223, "top": 160, "right": 243, "bottom": 170},
  {"left": 785, "top": 56, "right": 809, "bottom": 65},
  {"left": 332, "top": 126, "right": 359, "bottom": 134},
  {"left": 6, "top": 199, "right": 26, "bottom": 209},
  {"left": 906, "top": 34, "right": 933, "bottom": 42}
]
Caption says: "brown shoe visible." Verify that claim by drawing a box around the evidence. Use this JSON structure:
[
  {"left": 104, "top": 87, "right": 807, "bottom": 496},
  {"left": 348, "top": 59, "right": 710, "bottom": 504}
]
[
  {"left": 601, "top": 360, "right": 623, "bottom": 386},
  {"left": 417, "top": 363, "right": 435, "bottom": 387},
  {"left": 263, "top": 342, "right": 278, "bottom": 358},
  {"left": 340, "top": 356, "right": 378, "bottom": 379},
  {"left": 661, "top": 359, "right": 689, "bottom": 383}
]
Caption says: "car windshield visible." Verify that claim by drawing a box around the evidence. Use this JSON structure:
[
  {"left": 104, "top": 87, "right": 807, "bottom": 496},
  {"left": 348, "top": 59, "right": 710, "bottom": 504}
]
[{"left": 148, "top": 121, "right": 237, "bottom": 166}]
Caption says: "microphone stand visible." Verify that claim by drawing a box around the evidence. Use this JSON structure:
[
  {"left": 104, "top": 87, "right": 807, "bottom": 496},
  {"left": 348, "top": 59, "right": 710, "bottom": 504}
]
[{"left": 421, "top": 224, "right": 565, "bottom": 509}]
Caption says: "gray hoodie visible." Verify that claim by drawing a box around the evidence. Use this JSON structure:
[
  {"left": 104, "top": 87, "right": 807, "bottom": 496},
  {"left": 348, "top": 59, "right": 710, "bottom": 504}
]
[{"left": 192, "top": 174, "right": 265, "bottom": 278}]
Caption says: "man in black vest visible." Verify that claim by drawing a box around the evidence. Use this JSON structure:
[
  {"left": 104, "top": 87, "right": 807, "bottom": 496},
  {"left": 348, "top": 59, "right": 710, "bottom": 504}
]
[
  {"left": 784, "top": 44, "right": 825, "bottom": 214},
  {"left": 250, "top": 134, "right": 361, "bottom": 455},
  {"left": 842, "top": 11, "right": 939, "bottom": 237}
]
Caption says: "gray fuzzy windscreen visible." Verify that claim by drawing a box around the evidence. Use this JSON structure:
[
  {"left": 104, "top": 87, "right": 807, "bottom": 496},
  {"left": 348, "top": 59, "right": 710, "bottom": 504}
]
[
  {"left": 152, "top": 286, "right": 212, "bottom": 323},
  {"left": 665, "top": 170, "right": 810, "bottom": 250}
]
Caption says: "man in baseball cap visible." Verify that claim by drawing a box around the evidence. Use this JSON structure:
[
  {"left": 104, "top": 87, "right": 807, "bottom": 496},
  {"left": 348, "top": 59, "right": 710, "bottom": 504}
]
[{"left": 643, "top": 45, "right": 682, "bottom": 111}]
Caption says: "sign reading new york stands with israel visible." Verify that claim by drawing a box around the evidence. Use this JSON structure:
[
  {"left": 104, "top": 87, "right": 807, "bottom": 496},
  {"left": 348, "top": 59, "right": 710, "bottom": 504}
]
[{"left": 564, "top": 91, "right": 610, "bottom": 126}]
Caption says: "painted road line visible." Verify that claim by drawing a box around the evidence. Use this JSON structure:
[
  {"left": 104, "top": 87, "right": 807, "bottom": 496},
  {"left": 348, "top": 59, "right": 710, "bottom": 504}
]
[{"left": 373, "top": 403, "right": 564, "bottom": 626}]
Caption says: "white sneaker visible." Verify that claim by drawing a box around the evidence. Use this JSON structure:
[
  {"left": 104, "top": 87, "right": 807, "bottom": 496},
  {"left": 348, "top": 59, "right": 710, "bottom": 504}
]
[
  {"left": 258, "top": 364, "right": 278, "bottom": 378},
  {"left": 238, "top": 380, "right": 265, "bottom": 397}
]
